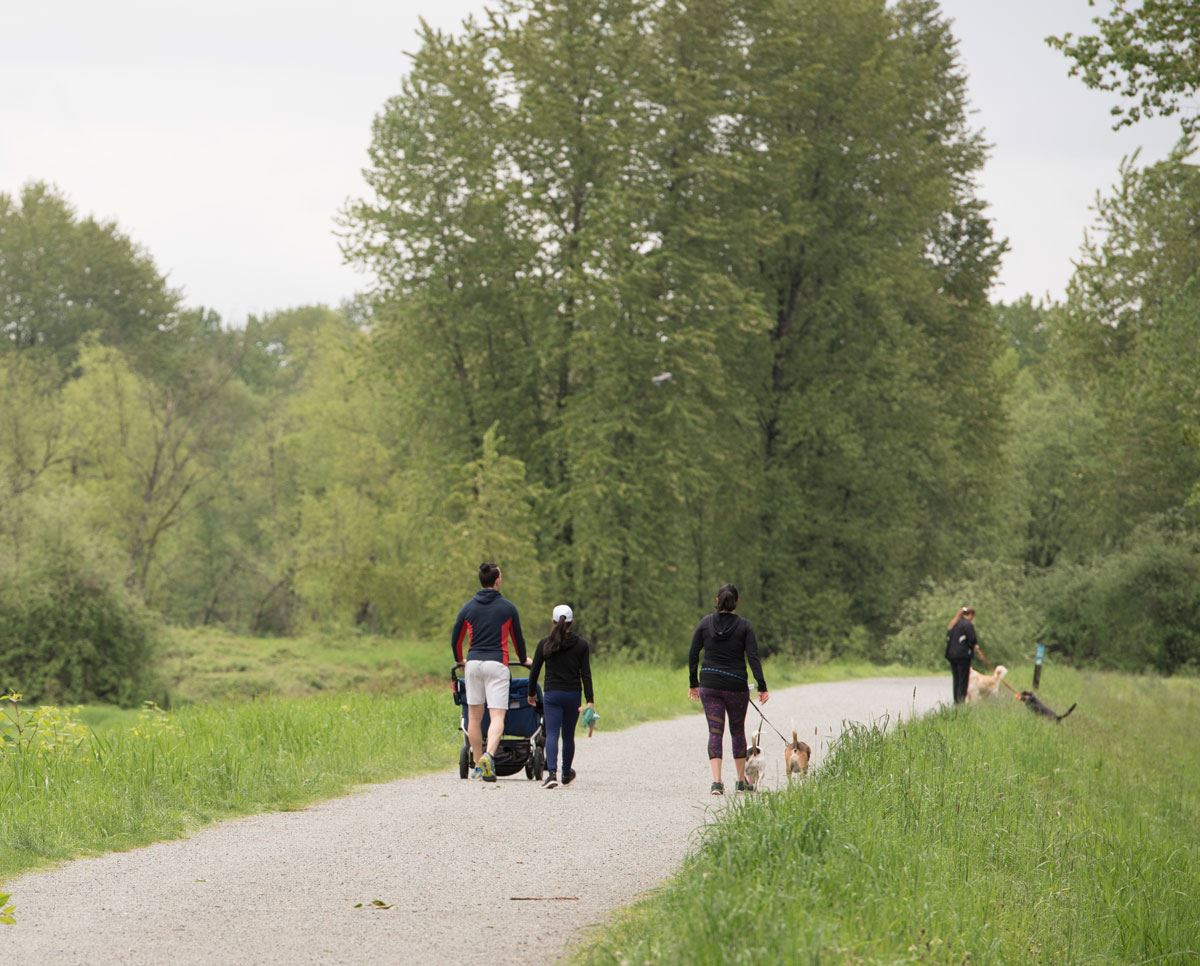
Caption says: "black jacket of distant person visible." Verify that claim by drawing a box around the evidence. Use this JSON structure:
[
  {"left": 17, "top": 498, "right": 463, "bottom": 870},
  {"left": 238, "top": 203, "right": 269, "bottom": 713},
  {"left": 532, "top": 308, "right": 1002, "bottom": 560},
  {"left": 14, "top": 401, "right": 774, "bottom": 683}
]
[
  {"left": 688, "top": 612, "right": 767, "bottom": 693},
  {"left": 945, "top": 617, "right": 977, "bottom": 661},
  {"left": 529, "top": 632, "right": 594, "bottom": 703}
]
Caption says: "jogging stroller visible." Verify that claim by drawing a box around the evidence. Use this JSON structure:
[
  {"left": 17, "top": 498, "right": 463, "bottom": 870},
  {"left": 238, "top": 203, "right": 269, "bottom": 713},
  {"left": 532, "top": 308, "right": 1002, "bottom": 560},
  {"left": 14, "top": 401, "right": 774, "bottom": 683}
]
[{"left": 451, "top": 665, "right": 546, "bottom": 780}]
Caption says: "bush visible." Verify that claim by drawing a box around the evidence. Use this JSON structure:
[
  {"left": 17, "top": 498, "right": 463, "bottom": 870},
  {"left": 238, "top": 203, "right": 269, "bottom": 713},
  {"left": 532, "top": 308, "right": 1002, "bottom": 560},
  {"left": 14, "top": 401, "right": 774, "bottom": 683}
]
[
  {"left": 0, "top": 559, "right": 160, "bottom": 706},
  {"left": 882, "top": 558, "right": 1047, "bottom": 668},
  {"left": 1041, "top": 518, "right": 1200, "bottom": 674}
]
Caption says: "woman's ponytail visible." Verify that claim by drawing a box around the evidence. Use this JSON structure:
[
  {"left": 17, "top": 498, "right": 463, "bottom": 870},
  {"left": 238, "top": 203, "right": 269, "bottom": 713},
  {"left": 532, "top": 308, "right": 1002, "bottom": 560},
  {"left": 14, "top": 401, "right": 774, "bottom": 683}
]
[{"left": 545, "top": 616, "right": 570, "bottom": 655}]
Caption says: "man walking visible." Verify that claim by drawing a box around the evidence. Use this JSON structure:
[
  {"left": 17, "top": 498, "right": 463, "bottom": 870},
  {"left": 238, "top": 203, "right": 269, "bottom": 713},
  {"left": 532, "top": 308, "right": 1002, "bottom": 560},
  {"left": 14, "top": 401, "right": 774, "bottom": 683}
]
[{"left": 452, "top": 562, "right": 529, "bottom": 781}]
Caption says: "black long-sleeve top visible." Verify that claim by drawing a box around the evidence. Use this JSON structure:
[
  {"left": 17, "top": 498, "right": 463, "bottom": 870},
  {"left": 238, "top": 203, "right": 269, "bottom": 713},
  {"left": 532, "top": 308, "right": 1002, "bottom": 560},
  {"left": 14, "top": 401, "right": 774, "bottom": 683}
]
[
  {"left": 944, "top": 618, "right": 978, "bottom": 661},
  {"left": 528, "top": 632, "right": 594, "bottom": 703},
  {"left": 688, "top": 612, "right": 767, "bottom": 692}
]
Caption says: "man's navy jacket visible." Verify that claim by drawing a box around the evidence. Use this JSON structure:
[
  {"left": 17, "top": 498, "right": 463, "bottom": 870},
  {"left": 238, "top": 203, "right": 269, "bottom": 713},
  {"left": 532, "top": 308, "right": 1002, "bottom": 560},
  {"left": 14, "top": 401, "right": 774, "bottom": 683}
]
[{"left": 451, "top": 588, "right": 528, "bottom": 665}]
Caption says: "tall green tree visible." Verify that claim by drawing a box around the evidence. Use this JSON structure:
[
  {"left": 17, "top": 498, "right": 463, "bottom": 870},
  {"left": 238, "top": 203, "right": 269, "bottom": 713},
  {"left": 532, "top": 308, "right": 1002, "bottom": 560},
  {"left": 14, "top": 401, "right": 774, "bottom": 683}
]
[
  {"left": 0, "top": 183, "right": 181, "bottom": 369},
  {"left": 347, "top": 0, "right": 1008, "bottom": 653}
]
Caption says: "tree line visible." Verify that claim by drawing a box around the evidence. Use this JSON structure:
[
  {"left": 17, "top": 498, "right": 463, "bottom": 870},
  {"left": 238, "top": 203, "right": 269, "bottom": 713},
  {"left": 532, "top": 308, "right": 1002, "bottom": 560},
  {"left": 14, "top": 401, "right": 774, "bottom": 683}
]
[{"left": 2, "top": 0, "right": 1198, "bottom": 702}]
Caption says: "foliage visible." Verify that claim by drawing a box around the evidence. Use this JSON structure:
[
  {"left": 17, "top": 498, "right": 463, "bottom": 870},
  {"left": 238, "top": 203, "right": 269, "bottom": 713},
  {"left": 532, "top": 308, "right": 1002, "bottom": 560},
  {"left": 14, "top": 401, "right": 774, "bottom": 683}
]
[
  {"left": 1041, "top": 516, "right": 1200, "bottom": 674},
  {"left": 0, "top": 539, "right": 160, "bottom": 705},
  {"left": 0, "top": 182, "right": 181, "bottom": 367},
  {"left": 583, "top": 670, "right": 1200, "bottom": 964},
  {"left": 882, "top": 558, "right": 1047, "bottom": 668},
  {"left": 0, "top": 692, "right": 89, "bottom": 758},
  {"left": 345, "top": 0, "right": 1008, "bottom": 651},
  {"left": 1049, "top": 1, "right": 1200, "bottom": 133}
]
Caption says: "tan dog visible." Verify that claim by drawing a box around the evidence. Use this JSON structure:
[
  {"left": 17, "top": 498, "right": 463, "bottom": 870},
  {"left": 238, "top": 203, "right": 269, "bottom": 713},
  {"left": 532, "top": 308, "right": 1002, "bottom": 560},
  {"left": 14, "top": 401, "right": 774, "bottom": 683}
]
[
  {"left": 784, "top": 728, "right": 811, "bottom": 780},
  {"left": 743, "top": 727, "right": 765, "bottom": 790},
  {"left": 967, "top": 665, "right": 1007, "bottom": 702}
]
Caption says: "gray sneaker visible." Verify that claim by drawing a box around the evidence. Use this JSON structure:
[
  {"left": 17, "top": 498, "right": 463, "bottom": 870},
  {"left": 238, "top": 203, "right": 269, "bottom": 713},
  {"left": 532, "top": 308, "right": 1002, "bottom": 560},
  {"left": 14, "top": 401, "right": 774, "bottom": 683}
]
[{"left": 542, "top": 773, "right": 558, "bottom": 789}]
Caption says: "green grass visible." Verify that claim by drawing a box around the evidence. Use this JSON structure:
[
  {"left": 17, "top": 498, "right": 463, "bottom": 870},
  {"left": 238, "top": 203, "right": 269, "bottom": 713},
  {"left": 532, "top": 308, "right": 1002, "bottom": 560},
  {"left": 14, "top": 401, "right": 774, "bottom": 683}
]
[
  {"left": 0, "top": 652, "right": 908, "bottom": 884},
  {"left": 156, "top": 628, "right": 448, "bottom": 704},
  {"left": 156, "top": 626, "right": 916, "bottom": 709},
  {"left": 582, "top": 669, "right": 1200, "bottom": 964}
]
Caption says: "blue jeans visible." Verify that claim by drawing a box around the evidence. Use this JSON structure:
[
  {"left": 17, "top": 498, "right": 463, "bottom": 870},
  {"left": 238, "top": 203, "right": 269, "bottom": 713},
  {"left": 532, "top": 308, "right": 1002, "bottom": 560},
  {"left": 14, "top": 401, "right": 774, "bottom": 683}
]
[{"left": 542, "top": 690, "right": 581, "bottom": 776}]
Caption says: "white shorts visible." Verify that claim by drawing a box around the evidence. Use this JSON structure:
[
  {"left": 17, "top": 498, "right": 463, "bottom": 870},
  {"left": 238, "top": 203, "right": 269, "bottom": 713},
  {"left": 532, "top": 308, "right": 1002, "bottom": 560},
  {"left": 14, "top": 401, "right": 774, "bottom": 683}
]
[{"left": 464, "top": 660, "right": 510, "bottom": 710}]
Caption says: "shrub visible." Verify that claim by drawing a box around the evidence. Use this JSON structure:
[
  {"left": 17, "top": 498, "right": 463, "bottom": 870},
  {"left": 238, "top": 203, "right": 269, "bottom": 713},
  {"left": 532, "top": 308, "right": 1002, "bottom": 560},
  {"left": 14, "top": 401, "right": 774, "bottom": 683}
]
[
  {"left": 882, "top": 558, "right": 1047, "bottom": 668},
  {"left": 1041, "top": 518, "right": 1200, "bottom": 674},
  {"left": 0, "top": 558, "right": 160, "bottom": 706}
]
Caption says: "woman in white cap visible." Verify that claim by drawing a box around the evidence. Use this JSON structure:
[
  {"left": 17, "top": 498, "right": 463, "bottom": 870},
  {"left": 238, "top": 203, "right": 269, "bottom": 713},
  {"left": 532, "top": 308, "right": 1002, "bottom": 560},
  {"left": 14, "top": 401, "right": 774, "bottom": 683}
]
[{"left": 527, "top": 604, "right": 594, "bottom": 788}]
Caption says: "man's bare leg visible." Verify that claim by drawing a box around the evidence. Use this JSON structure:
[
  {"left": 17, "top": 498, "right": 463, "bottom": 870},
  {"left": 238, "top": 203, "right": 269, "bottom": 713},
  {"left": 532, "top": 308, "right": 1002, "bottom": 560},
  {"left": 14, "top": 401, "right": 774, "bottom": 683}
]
[
  {"left": 467, "top": 704, "right": 485, "bottom": 765},
  {"left": 486, "top": 709, "right": 507, "bottom": 757}
]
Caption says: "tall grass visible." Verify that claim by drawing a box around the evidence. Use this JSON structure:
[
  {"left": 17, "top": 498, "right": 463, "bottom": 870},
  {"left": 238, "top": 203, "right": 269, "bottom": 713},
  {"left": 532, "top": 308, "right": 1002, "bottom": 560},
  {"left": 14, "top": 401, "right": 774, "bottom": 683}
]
[{"left": 584, "top": 670, "right": 1200, "bottom": 964}]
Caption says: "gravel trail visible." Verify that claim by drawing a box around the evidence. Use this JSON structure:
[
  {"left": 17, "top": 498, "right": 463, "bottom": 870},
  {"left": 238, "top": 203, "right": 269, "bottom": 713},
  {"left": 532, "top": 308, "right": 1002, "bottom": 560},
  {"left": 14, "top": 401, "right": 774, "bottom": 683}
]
[{"left": 6, "top": 675, "right": 945, "bottom": 965}]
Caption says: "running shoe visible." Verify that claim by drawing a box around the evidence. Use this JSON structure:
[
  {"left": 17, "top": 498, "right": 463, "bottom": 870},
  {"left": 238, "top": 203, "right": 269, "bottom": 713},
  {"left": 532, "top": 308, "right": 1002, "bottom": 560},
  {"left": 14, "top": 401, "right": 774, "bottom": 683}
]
[
  {"left": 710, "top": 781, "right": 724, "bottom": 796},
  {"left": 479, "top": 752, "right": 496, "bottom": 782},
  {"left": 561, "top": 768, "right": 576, "bottom": 786},
  {"left": 735, "top": 780, "right": 755, "bottom": 792},
  {"left": 542, "top": 772, "right": 558, "bottom": 789},
  {"left": 469, "top": 765, "right": 482, "bottom": 780}
]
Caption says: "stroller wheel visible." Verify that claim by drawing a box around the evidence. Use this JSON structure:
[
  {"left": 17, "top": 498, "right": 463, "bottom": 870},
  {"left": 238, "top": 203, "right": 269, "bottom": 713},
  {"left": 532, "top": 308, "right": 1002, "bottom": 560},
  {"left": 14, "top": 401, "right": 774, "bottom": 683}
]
[
  {"left": 458, "top": 743, "right": 470, "bottom": 780},
  {"left": 525, "top": 761, "right": 534, "bottom": 780},
  {"left": 532, "top": 747, "right": 545, "bottom": 782}
]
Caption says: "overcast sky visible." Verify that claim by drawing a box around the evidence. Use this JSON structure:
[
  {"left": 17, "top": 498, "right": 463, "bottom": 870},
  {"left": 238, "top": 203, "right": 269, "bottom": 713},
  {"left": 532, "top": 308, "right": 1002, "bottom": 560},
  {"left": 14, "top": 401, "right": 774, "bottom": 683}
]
[{"left": 0, "top": 0, "right": 1183, "bottom": 322}]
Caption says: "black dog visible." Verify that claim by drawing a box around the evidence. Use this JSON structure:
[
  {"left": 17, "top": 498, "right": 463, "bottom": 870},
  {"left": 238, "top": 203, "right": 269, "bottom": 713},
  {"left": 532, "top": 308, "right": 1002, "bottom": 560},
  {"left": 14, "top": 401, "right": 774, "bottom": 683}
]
[{"left": 1018, "top": 690, "right": 1076, "bottom": 722}]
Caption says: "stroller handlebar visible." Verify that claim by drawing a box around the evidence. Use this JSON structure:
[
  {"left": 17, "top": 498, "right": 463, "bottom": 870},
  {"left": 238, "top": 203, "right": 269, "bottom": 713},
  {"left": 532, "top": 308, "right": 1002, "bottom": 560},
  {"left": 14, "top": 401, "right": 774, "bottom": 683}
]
[{"left": 450, "top": 663, "right": 537, "bottom": 682}]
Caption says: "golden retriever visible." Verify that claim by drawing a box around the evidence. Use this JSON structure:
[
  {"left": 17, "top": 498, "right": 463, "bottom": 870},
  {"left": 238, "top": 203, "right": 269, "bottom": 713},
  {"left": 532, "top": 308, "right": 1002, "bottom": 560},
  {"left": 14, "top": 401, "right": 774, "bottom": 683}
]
[{"left": 967, "top": 665, "right": 1007, "bottom": 702}]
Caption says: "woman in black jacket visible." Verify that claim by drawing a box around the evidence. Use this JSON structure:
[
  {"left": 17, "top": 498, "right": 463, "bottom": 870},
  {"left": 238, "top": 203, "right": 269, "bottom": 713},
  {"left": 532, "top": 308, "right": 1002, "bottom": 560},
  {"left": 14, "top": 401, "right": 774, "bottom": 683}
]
[
  {"left": 945, "top": 605, "right": 980, "bottom": 704},
  {"left": 528, "top": 604, "right": 594, "bottom": 789},
  {"left": 688, "top": 584, "right": 769, "bottom": 795}
]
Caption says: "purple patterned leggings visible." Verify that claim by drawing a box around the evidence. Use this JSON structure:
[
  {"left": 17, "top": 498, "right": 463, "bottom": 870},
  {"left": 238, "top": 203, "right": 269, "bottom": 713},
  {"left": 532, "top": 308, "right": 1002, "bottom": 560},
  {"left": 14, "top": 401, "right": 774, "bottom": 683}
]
[{"left": 700, "top": 687, "right": 749, "bottom": 760}]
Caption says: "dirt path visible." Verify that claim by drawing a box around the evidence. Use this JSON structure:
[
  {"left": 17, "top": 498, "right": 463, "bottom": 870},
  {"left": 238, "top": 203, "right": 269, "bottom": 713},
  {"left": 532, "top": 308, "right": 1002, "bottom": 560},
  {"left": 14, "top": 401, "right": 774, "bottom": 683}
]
[{"left": 6, "top": 676, "right": 945, "bottom": 965}]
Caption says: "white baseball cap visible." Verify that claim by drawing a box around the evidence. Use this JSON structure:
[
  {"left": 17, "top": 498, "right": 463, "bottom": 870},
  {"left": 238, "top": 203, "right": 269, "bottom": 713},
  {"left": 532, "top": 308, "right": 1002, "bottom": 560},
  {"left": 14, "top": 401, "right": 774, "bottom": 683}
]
[{"left": 552, "top": 603, "right": 573, "bottom": 623}]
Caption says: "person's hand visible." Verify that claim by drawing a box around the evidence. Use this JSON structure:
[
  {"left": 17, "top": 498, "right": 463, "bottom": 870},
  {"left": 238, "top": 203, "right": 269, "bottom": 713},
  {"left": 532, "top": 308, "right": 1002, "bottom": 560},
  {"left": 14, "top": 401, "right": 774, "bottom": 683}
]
[
  {"left": 688, "top": 687, "right": 700, "bottom": 702},
  {"left": 579, "top": 701, "right": 595, "bottom": 712},
  {"left": 523, "top": 657, "right": 533, "bottom": 668},
  {"left": 528, "top": 694, "right": 538, "bottom": 706},
  {"left": 758, "top": 691, "right": 770, "bottom": 704}
]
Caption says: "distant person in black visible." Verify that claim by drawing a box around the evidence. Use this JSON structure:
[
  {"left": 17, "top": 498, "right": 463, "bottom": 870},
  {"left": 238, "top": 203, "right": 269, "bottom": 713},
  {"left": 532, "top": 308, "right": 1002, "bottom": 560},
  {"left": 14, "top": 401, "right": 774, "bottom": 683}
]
[
  {"left": 527, "top": 604, "right": 594, "bottom": 789},
  {"left": 945, "top": 605, "right": 982, "bottom": 704},
  {"left": 688, "top": 583, "right": 768, "bottom": 796}
]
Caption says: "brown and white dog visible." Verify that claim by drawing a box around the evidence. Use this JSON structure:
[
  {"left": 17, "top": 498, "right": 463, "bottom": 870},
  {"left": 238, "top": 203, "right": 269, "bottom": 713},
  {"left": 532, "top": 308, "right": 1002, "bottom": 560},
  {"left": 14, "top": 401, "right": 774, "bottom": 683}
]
[
  {"left": 784, "top": 728, "right": 811, "bottom": 781},
  {"left": 743, "top": 727, "right": 765, "bottom": 790},
  {"left": 967, "top": 665, "right": 1007, "bottom": 702}
]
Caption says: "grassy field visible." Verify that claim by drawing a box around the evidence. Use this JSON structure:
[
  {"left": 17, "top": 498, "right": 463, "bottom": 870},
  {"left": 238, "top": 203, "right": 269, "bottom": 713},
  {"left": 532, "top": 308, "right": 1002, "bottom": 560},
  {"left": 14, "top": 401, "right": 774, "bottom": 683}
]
[
  {"left": 582, "top": 669, "right": 1200, "bottom": 964},
  {"left": 157, "top": 628, "right": 449, "bottom": 703},
  {"left": 156, "top": 627, "right": 917, "bottom": 707},
  {"left": 0, "top": 633, "right": 912, "bottom": 884}
]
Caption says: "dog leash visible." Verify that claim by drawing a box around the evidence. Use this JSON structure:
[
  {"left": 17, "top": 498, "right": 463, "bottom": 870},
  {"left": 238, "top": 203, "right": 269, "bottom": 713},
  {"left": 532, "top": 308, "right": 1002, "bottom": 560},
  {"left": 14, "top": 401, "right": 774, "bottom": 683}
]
[{"left": 748, "top": 697, "right": 790, "bottom": 744}]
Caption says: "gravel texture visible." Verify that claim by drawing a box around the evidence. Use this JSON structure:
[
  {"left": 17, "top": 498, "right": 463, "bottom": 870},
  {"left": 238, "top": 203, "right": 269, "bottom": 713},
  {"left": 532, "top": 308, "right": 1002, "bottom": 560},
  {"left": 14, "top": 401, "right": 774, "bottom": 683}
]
[{"left": 5, "top": 675, "right": 945, "bottom": 965}]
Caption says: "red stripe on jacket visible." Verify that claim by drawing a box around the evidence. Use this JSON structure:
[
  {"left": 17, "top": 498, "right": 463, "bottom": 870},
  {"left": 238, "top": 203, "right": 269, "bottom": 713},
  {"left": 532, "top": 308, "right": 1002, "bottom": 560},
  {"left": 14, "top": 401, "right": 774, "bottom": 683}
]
[
  {"left": 500, "top": 618, "right": 512, "bottom": 665},
  {"left": 455, "top": 620, "right": 472, "bottom": 663}
]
